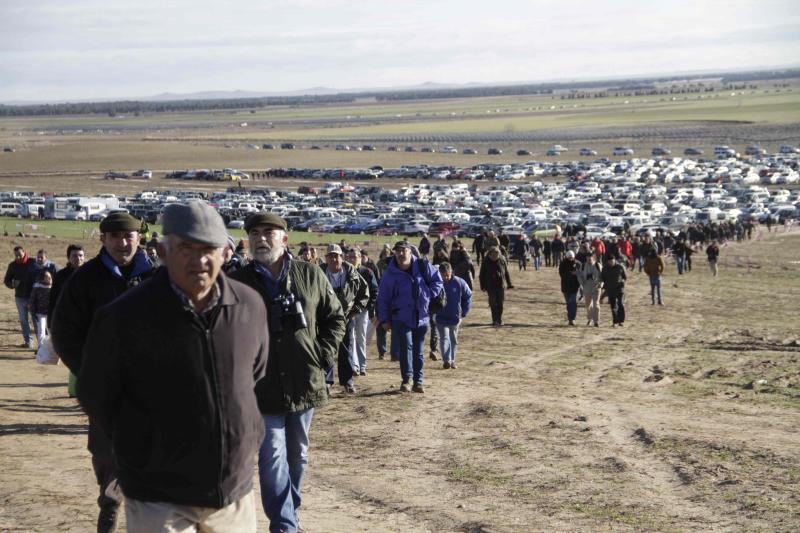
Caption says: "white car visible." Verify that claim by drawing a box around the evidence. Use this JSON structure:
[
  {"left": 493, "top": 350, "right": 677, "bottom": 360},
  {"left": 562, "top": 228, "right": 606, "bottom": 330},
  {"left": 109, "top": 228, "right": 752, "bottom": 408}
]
[
  {"left": 779, "top": 145, "right": 799, "bottom": 154},
  {"left": 612, "top": 147, "right": 634, "bottom": 156},
  {"left": 226, "top": 220, "right": 245, "bottom": 229}
]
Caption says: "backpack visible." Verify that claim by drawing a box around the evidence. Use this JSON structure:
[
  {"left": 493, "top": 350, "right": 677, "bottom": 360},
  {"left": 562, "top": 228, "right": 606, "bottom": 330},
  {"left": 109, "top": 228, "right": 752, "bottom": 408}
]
[{"left": 419, "top": 259, "right": 446, "bottom": 314}]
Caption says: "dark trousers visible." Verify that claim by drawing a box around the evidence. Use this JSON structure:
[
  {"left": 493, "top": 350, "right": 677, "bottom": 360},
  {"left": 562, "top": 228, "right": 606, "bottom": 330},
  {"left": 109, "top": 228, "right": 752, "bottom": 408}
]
[
  {"left": 376, "top": 323, "right": 388, "bottom": 356},
  {"left": 476, "top": 250, "right": 484, "bottom": 266},
  {"left": 609, "top": 294, "right": 626, "bottom": 324},
  {"left": 487, "top": 288, "right": 505, "bottom": 324},
  {"left": 88, "top": 419, "right": 123, "bottom": 517},
  {"left": 327, "top": 320, "right": 354, "bottom": 387},
  {"left": 429, "top": 314, "right": 439, "bottom": 355},
  {"left": 544, "top": 253, "right": 552, "bottom": 267}
]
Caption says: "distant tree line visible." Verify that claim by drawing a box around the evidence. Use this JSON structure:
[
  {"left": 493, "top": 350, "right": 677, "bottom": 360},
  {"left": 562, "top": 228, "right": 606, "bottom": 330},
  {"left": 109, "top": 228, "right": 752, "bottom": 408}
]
[{"left": 2, "top": 68, "right": 798, "bottom": 118}]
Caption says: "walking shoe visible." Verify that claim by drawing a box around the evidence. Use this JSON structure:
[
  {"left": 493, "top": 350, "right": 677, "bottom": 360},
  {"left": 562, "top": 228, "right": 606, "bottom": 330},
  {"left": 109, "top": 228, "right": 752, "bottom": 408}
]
[
  {"left": 586, "top": 320, "right": 592, "bottom": 326},
  {"left": 618, "top": 323, "right": 624, "bottom": 327},
  {"left": 568, "top": 320, "right": 575, "bottom": 326},
  {"left": 491, "top": 321, "right": 499, "bottom": 326},
  {"left": 498, "top": 320, "right": 503, "bottom": 326},
  {"left": 359, "top": 369, "right": 366, "bottom": 376},
  {"left": 594, "top": 322, "right": 599, "bottom": 327},
  {"left": 378, "top": 353, "right": 385, "bottom": 360},
  {"left": 450, "top": 362, "right": 457, "bottom": 369},
  {"left": 443, "top": 361, "right": 450, "bottom": 369},
  {"left": 345, "top": 384, "right": 357, "bottom": 394},
  {"left": 412, "top": 383, "right": 425, "bottom": 393},
  {"left": 429, "top": 352, "right": 438, "bottom": 361},
  {"left": 400, "top": 381, "right": 412, "bottom": 393}
]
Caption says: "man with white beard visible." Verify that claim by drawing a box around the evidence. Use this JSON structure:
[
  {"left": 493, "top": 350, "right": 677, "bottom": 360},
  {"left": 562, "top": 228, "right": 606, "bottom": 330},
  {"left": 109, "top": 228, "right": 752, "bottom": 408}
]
[{"left": 230, "top": 213, "right": 345, "bottom": 533}]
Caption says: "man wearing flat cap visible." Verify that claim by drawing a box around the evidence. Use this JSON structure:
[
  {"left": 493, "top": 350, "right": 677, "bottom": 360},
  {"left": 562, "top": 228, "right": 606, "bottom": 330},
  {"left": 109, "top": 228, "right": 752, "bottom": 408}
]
[
  {"left": 230, "top": 212, "right": 345, "bottom": 533},
  {"left": 75, "top": 201, "right": 269, "bottom": 532},
  {"left": 52, "top": 210, "right": 156, "bottom": 533}
]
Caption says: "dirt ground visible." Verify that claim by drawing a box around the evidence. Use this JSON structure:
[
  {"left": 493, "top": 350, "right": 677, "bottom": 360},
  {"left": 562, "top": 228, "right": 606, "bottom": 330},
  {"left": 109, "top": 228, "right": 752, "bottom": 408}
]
[{"left": 1, "top": 229, "right": 799, "bottom": 532}]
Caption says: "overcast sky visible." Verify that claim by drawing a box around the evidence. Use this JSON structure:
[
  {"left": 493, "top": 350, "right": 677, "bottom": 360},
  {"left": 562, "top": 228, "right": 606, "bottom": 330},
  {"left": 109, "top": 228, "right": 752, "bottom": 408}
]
[{"left": 2, "top": 0, "right": 799, "bottom": 103}]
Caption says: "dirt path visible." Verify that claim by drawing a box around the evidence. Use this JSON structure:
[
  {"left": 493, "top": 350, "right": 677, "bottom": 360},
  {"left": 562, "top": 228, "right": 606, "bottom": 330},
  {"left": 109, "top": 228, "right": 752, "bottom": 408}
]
[{"left": 1, "top": 229, "right": 799, "bottom": 532}]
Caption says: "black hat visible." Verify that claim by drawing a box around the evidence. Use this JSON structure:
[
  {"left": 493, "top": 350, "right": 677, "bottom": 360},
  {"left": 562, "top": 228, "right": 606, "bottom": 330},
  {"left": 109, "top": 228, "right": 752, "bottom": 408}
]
[
  {"left": 162, "top": 201, "right": 228, "bottom": 247},
  {"left": 393, "top": 240, "right": 411, "bottom": 250},
  {"left": 244, "top": 212, "right": 288, "bottom": 233},
  {"left": 99, "top": 212, "right": 142, "bottom": 233}
]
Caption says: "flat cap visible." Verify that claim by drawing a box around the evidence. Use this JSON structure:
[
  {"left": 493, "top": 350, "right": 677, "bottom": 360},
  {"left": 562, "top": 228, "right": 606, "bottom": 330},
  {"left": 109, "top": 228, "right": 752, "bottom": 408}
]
[
  {"left": 326, "top": 243, "right": 343, "bottom": 255},
  {"left": 99, "top": 211, "right": 142, "bottom": 233},
  {"left": 244, "top": 212, "right": 287, "bottom": 233},
  {"left": 162, "top": 201, "right": 228, "bottom": 247}
]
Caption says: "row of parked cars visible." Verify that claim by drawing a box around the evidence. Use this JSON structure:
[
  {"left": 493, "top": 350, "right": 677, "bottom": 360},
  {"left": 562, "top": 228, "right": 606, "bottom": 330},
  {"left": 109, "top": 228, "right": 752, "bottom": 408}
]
[
  {"left": 3, "top": 152, "right": 797, "bottom": 240},
  {"left": 245, "top": 142, "right": 800, "bottom": 158}
]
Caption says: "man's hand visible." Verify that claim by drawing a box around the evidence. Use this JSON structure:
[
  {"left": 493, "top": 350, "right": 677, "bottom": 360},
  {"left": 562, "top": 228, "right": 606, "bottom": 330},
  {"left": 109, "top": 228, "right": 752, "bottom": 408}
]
[
  {"left": 11, "top": 279, "right": 20, "bottom": 289},
  {"left": 382, "top": 322, "right": 392, "bottom": 332}
]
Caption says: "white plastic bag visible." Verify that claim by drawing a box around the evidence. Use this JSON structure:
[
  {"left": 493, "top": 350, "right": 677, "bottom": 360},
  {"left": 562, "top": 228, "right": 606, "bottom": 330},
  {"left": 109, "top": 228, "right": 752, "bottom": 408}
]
[{"left": 36, "top": 335, "right": 60, "bottom": 365}]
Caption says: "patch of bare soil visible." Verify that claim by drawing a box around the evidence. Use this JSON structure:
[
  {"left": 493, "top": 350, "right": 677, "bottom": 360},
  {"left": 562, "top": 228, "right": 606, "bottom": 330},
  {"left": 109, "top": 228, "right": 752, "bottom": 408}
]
[{"left": 1, "top": 229, "right": 799, "bottom": 532}]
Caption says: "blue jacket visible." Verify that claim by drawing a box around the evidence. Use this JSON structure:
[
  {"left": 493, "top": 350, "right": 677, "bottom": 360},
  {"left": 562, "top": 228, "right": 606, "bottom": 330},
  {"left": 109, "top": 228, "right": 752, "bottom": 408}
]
[
  {"left": 436, "top": 276, "right": 472, "bottom": 326},
  {"left": 377, "top": 257, "right": 443, "bottom": 328}
]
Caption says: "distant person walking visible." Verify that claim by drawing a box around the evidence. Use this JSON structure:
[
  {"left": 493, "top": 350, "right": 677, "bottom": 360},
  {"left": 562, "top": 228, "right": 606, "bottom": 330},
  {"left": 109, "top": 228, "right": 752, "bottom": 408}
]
[
  {"left": 601, "top": 255, "right": 627, "bottom": 326},
  {"left": 577, "top": 253, "right": 601, "bottom": 327},
  {"left": 377, "top": 241, "right": 443, "bottom": 393},
  {"left": 4, "top": 245, "right": 38, "bottom": 348},
  {"left": 29, "top": 270, "right": 53, "bottom": 349},
  {"left": 435, "top": 262, "right": 472, "bottom": 369},
  {"left": 644, "top": 249, "right": 665, "bottom": 305},
  {"left": 479, "top": 246, "right": 513, "bottom": 326},
  {"left": 706, "top": 241, "right": 720, "bottom": 276},
  {"left": 559, "top": 250, "right": 581, "bottom": 326}
]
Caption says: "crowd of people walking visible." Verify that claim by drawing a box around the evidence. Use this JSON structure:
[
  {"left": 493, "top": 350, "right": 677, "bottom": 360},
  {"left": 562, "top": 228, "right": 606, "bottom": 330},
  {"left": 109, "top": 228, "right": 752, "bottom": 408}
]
[{"left": 3, "top": 210, "right": 768, "bottom": 533}]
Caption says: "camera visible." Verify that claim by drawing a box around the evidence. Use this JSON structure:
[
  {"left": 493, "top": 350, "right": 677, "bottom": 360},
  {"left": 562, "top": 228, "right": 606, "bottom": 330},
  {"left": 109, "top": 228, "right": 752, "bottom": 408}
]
[{"left": 269, "top": 293, "right": 308, "bottom": 333}]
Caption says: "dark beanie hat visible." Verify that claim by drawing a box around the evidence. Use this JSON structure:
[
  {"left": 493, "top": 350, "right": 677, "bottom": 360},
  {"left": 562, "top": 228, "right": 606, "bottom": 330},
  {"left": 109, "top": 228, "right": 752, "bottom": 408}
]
[
  {"left": 244, "top": 212, "right": 288, "bottom": 233},
  {"left": 99, "top": 212, "right": 142, "bottom": 233}
]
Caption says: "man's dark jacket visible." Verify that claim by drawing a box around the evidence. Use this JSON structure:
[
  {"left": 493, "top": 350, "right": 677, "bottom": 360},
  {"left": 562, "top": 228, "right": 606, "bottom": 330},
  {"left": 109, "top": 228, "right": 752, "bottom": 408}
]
[
  {"left": 48, "top": 264, "right": 78, "bottom": 324},
  {"left": 320, "top": 262, "right": 369, "bottom": 320},
  {"left": 231, "top": 258, "right": 346, "bottom": 415},
  {"left": 77, "top": 269, "right": 268, "bottom": 509},
  {"left": 559, "top": 258, "right": 581, "bottom": 294},
  {"left": 52, "top": 249, "right": 155, "bottom": 375},
  {"left": 4, "top": 258, "right": 37, "bottom": 298},
  {"left": 479, "top": 256, "right": 512, "bottom": 291},
  {"left": 601, "top": 263, "right": 627, "bottom": 297}
]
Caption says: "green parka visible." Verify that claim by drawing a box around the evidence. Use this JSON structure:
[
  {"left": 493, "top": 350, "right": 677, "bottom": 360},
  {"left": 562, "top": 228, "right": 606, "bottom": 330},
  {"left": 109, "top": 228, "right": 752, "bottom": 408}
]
[{"left": 231, "top": 258, "right": 346, "bottom": 415}]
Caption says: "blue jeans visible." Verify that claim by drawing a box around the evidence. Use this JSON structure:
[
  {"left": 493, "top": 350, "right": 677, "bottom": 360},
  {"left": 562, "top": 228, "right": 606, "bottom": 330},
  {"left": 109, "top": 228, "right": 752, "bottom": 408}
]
[
  {"left": 350, "top": 310, "right": 369, "bottom": 371},
  {"left": 15, "top": 297, "right": 31, "bottom": 344},
  {"left": 564, "top": 291, "right": 578, "bottom": 321},
  {"left": 649, "top": 276, "right": 663, "bottom": 304},
  {"left": 436, "top": 323, "right": 459, "bottom": 363},
  {"left": 533, "top": 256, "right": 541, "bottom": 270},
  {"left": 393, "top": 321, "right": 428, "bottom": 384},
  {"left": 675, "top": 254, "right": 685, "bottom": 275},
  {"left": 259, "top": 409, "right": 314, "bottom": 533}
]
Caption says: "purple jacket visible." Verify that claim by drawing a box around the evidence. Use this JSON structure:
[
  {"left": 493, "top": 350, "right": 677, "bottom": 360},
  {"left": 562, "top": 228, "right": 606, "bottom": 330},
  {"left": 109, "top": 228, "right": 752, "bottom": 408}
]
[{"left": 377, "top": 257, "right": 443, "bottom": 328}]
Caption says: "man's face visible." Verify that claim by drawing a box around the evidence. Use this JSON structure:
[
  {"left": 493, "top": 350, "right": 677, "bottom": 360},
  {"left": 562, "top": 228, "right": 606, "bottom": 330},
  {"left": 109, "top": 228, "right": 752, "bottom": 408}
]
[
  {"left": 345, "top": 251, "right": 360, "bottom": 267},
  {"left": 146, "top": 246, "right": 158, "bottom": 260},
  {"left": 488, "top": 250, "right": 500, "bottom": 262},
  {"left": 326, "top": 252, "right": 343, "bottom": 272},
  {"left": 13, "top": 249, "right": 24, "bottom": 261},
  {"left": 161, "top": 235, "right": 223, "bottom": 299},
  {"left": 394, "top": 247, "right": 412, "bottom": 268},
  {"left": 68, "top": 249, "right": 85, "bottom": 269},
  {"left": 36, "top": 251, "right": 46, "bottom": 265},
  {"left": 441, "top": 270, "right": 452, "bottom": 282},
  {"left": 100, "top": 231, "right": 140, "bottom": 266},
  {"left": 299, "top": 249, "right": 312, "bottom": 262},
  {"left": 248, "top": 225, "right": 287, "bottom": 266}
]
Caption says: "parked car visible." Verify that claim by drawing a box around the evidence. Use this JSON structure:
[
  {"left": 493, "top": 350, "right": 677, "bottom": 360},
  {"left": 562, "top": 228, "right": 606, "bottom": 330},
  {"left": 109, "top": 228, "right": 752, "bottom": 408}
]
[
  {"left": 612, "top": 147, "right": 634, "bottom": 156},
  {"left": 488, "top": 148, "right": 503, "bottom": 155},
  {"left": 280, "top": 143, "right": 296, "bottom": 149},
  {"left": 684, "top": 147, "right": 704, "bottom": 156},
  {"left": 463, "top": 148, "right": 478, "bottom": 154},
  {"left": 579, "top": 148, "right": 597, "bottom": 156},
  {"left": 651, "top": 147, "right": 672, "bottom": 156},
  {"left": 516, "top": 149, "right": 531, "bottom": 156}
]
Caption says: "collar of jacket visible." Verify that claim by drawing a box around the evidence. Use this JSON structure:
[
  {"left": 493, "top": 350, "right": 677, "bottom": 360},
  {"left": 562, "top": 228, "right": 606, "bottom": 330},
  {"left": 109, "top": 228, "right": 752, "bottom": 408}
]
[
  {"left": 154, "top": 267, "right": 240, "bottom": 309},
  {"left": 99, "top": 248, "right": 152, "bottom": 280}
]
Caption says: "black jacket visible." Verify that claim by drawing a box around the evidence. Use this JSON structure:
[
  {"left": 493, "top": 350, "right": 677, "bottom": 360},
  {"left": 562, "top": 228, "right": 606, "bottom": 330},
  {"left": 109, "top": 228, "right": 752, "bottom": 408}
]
[
  {"left": 52, "top": 249, "right": 155, "bottom": 375},
  {"left": 559, "top": 258, "right": 581, "bottom": 294},
  {"left": 231, "top": 259, "right": 346, "bottom": 414},
  {"left": 78, "top": 269, "right": 268, "bottom": 508},
  {"left": 4, "top": 258, "right": 37, "bottom": 298},
  {"left": 601, "top": 263, "right": 627, "bottom": 297},
  {"left": 48, "top": 264, "right": 78, "bottom": 324},
  {"left": 479, "top": 256, "right": 512, "bottom": 291}
]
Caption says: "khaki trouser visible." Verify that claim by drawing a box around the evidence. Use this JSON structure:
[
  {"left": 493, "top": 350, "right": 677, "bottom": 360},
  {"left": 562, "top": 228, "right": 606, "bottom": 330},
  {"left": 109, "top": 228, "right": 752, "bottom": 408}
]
[
  {"left": 583, "top": 289, "right": 600, "bottom": 325},
  {"left": 125, "top": 491, "right": 256, "bottom": 533}
]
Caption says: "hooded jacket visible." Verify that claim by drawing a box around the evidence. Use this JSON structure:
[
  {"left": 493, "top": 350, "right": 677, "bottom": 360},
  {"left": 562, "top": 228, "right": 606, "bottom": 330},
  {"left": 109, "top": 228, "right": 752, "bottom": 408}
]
[
  {"left": 320, "top": 261, "right": 369, "bottom": 320},
  {"left": 577, "top": 261, "right": 602, "bottom": 294},
  {"left": 435, "top": 276, "right": 472, "bottom": 326},
  {"left": 377, "top": 256, "right": 443, "bottom": 328}
]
